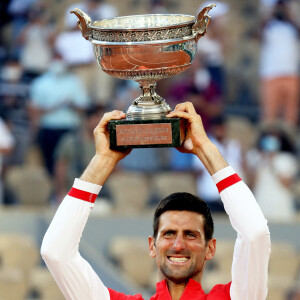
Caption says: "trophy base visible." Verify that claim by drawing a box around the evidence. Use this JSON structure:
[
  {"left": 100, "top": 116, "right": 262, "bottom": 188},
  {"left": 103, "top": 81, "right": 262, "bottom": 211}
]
[{"left": 108, "top": 118, "right": 185, "bottom": 150}]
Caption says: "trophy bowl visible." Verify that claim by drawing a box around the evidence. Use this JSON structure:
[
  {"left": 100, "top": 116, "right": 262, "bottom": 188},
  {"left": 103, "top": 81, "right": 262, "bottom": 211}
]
[{"left": 71, "top": 5, "right": 215, "bottom": 148}]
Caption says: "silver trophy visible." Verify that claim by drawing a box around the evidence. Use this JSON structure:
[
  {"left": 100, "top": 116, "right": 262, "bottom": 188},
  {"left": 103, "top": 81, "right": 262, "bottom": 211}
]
[{"left": 71, "top": 4, "right": 215, "bottom": 149}]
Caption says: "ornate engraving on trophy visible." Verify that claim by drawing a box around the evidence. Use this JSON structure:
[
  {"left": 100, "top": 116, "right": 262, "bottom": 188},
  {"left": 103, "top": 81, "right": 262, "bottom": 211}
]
[{"left": 116, "top": 124, "right": 172, "bottom": 146}]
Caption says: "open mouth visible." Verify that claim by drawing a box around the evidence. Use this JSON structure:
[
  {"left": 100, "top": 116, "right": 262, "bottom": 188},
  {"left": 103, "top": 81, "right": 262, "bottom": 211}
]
[{"left": 168, "top": 256, "right": 190, "bottom": 263}]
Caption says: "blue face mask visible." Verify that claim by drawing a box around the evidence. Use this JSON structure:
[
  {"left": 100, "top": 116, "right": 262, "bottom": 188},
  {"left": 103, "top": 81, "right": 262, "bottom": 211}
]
[{"left": 260, "top": 135, "right": 281, "bottom": 152}]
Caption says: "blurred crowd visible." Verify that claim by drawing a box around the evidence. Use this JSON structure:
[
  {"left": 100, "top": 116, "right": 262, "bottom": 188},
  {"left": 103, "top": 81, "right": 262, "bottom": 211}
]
[{"left": 0, "top": 0, "right": 300, "bottom": 224}]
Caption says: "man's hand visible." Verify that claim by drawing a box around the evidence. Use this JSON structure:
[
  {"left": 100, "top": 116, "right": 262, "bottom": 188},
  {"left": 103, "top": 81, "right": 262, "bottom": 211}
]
[
  {"left": 166, "top": 102, "right": 210, "bottom": 155},
  {"left": 167, "top": 102, "right": 228, "bottom": 175},
  {"left": 80, "top": 110, "right": 131, "bottom": 185},
  {"left": 93, "top": 110, "right": 131, "bottom": 162}
]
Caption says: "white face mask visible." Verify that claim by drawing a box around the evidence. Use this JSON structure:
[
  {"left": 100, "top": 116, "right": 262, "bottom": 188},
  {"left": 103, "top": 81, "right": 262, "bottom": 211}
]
[
  {"left": 1, "top": 66, "right": 22, "bottom": 81},
  {"left": 49, "top": 60, "right": 67, "bottom": 75}
]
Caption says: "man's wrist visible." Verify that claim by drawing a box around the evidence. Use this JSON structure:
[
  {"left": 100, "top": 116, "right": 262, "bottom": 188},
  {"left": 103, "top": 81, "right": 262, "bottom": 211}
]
[
  {"left": 195, "top": 141, "right": 229, "bottom": 175},
  {"left": 80, "top": 154, "right": 118, "bottom": 186}
]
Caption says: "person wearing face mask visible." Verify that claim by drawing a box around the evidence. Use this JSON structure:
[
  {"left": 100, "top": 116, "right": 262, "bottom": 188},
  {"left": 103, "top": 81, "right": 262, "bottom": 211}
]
[
  {"left": 29, "top": 54, "right": 90, "bottom": 176},
  {"left": 0, "top": 60, "right": 30, "bottom": 167},
  {"left": 245, "top": 125, "right": 299, "bottom": 222},
  {"left": 41, "top": 102, "right": 270, "bottom": 300},
  {"left": 259, "top": 0, "right": 300, "bottom": 128}
]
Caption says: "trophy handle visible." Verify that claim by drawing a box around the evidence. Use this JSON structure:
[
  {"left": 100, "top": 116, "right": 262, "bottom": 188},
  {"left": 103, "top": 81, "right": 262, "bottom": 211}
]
[
  {"left": 192, "top": 3, "right": 216, "bottom": 42},
  {"left": 70, "top": 8, "right": 92, "bottom": 40}
]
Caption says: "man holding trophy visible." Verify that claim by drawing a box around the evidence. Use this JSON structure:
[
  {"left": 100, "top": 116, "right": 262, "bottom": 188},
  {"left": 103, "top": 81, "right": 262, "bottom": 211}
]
[
  {"left": 41, "top": 101, "right": 270, "bottom": 299},
  {"left": 41, "top": 4, "right": 270, "bottom": 300}
]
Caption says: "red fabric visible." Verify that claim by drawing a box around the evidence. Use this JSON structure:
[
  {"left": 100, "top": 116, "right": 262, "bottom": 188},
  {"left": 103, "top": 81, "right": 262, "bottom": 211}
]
[
  {"left": 108, "top": 289, "right": 143, "bottom": 300},
  {"left": 68, "top": 187, "right": 97, "bottom": 203},
  {"left": 108, "top": 279, "right": 231, "bottom": 299},
  {"left": 216, "top": 174, "right": 241, "bottom": 193}
]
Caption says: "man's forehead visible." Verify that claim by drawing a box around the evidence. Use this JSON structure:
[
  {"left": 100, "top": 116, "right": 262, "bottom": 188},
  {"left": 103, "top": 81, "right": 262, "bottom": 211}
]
[{"left": 158, "top": 210, "right": 205, "bottom": 230}]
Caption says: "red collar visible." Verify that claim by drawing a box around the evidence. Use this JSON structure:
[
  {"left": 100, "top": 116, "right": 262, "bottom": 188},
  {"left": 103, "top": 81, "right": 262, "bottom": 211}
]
[{"left": 152, "top": 279, "right": 206, "bottom": 300}]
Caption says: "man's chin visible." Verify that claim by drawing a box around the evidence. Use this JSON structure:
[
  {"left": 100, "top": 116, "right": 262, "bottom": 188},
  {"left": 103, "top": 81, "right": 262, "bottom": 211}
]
[{"left": 161, "top": 268, "right": 192, "bottom": 284}]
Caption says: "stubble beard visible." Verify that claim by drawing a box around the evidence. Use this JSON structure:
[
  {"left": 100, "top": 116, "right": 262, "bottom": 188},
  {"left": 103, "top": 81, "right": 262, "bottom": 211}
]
[{"left": 159, "top": 258, "right": 202, "bottom": 284}]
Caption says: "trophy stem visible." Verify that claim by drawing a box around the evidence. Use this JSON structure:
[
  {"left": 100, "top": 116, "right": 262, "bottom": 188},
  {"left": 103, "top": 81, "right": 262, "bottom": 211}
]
[
  {"left": 126, "top": 81, "right": 171, "bottom": 120},
  {"left": 133, "top": 82, "right": 163, "bottom": 106}
]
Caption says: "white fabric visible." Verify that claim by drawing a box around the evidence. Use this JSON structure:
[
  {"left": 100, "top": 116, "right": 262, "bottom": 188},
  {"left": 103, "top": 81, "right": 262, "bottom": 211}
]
[
  {"left": 41, "top": 167, "right": 270, "bottom": 300},
  {"left": 260, "top": 20, "right": 300, "bottom": 79},
  {"left": 253, "top": 152, "right": 298, "bottom": 222},
  {"left": 254, "top": 165, "right": 296, "bottom": 221},
  {"left": 0, "top": 118, "right": 15, "bottom": 150},
  {"left": 55, "top": 31, "right": 95, "bottom": 66},
  {"left": 73, "top": 178, "right": 102, "bottom": 194},
  {"left": 0, "top": 118, "right": 15, "bottom": 204},
  {"left": 20, "top": 25, "right": 53, "bottom": 72},
  {"left": 212, "top": 167, "right": 270, "bottom": 300},
  {"left": 0, "top": 118, "right": 15, "bottom": 171},
  {"left": 197, "top": 36, "right": 224, "bottom": 66},
  {"left": 57, "top": 2, "right": 118, "bottom": 66},
  {"left": 247, "top": 150, "right": 298, "bottom": 222}
]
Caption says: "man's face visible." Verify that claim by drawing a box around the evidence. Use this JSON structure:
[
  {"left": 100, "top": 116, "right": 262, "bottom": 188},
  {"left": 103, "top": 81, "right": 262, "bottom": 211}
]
[{"left": 148, "top": 211, "right": 216, "bottom": 284}]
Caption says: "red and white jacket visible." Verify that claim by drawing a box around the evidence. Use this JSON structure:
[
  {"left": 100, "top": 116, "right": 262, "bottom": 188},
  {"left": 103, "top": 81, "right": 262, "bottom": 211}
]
[{"left": 41, "top": 166, "right": 271, "bottom": 300}]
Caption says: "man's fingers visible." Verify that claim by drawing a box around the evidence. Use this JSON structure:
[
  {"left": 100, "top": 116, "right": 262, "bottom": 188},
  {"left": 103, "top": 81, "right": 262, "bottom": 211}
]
[
  {"left": 167, "top": 110, "right": 189, "bottom": 119},
  {"left": 100, "top": 111, "right": 126, "bottom": 126},
  {"left": 174, "top": 102, "right": 197, "bottom": 114},
  {"left": 167, "top": 110, "right": 200, "bottom": 123},
  {"left": 94, "top": 110, "right": 126, "bottom": 134}
]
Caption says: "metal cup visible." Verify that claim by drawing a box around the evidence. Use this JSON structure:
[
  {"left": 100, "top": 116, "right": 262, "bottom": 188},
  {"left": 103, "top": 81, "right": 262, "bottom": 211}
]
[{"left": 71, "top": 4, "right": 215, "bottom": 148}]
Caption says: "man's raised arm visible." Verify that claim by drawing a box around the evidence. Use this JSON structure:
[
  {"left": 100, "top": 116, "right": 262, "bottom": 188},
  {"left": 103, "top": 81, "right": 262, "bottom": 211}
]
[
  {"left": 41, "top": 111, "right": 130, "bottom": 300},
  {"left": 167, "top": 102, "right": 271, "bottom": 300}
]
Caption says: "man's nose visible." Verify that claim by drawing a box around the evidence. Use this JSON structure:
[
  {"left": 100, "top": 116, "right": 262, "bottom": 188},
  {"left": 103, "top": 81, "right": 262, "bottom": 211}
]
[{"left": 173, "top": 235, "right": 186, "bottom": 252}]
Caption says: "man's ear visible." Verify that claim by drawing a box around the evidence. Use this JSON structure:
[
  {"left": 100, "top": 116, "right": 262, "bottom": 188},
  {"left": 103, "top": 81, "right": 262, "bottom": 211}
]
[
  {"left": 205, "top": 238, "right": 216, "bottom": 261},
  {"left": 148, "top": 236, "right": 156, "bottom": 258}
]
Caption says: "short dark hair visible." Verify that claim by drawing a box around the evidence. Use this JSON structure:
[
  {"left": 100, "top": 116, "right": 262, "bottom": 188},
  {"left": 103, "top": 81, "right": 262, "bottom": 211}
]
[{"left": 153, "top": 192, "right": 214, "bottom": 243}]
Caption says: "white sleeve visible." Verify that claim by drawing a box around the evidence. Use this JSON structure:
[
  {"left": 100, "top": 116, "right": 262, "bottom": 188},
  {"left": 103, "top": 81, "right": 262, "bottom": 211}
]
[
  {"left": 0, "top": 118, "right": 15, "bottom": 149},
  {"left": 212, "top": 166, "right": 271, "bottom": 300},
  {"left": 41, "top": 179, "right": 110, "bottom": 300}
]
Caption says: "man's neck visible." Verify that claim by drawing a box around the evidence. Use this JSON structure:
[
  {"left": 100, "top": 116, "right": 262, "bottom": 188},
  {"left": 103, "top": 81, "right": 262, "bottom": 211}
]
[
  {"left": 162, "top": 272, "right": 204, "bottom": 300},
  {"left": 166, "top": 280, "right": 188, "bottom": 300}
]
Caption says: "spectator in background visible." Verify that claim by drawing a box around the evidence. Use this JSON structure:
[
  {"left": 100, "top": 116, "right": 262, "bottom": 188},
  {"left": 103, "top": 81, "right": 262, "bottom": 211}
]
[
  {"left": 259, "top": 0, "right": 300, "bottom": 129},
  {"left": 5, "top": 0, "right": 38, "bottom": 58},
  {"left": 0, "top": 117, "right": 15, "bottom": 205},
  {"left": 197, "top": 1, "right": 229, "bottom": 97},
  {"left": 193, "top": 116, "right": 244, "bottom": 212},
  {"left": 54, "top": 104, "right": 105, "bottom": 203},
  {"left": 18, "top": 1, "right": 55, "bottom": 81},
  {"left": 167, "top": 55, "right": 223, "bottom": 171},
  {"left": 114, "top": 80, "right": 140, "bottom": 113},
  {"left": 56, "top": 0, "right": 118, "bottom": 104},
  {"left": 0, "top": 60, "right": 30, "bottom": 166},
  {"left": 246, "top": 124, "right": 299, "bottom": 222},
  {"left": 29, "top": 54, "right": 90, "bottom": 175},
  {"left": 168, "top": 56, "right": 223, "bottom": 131}
]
